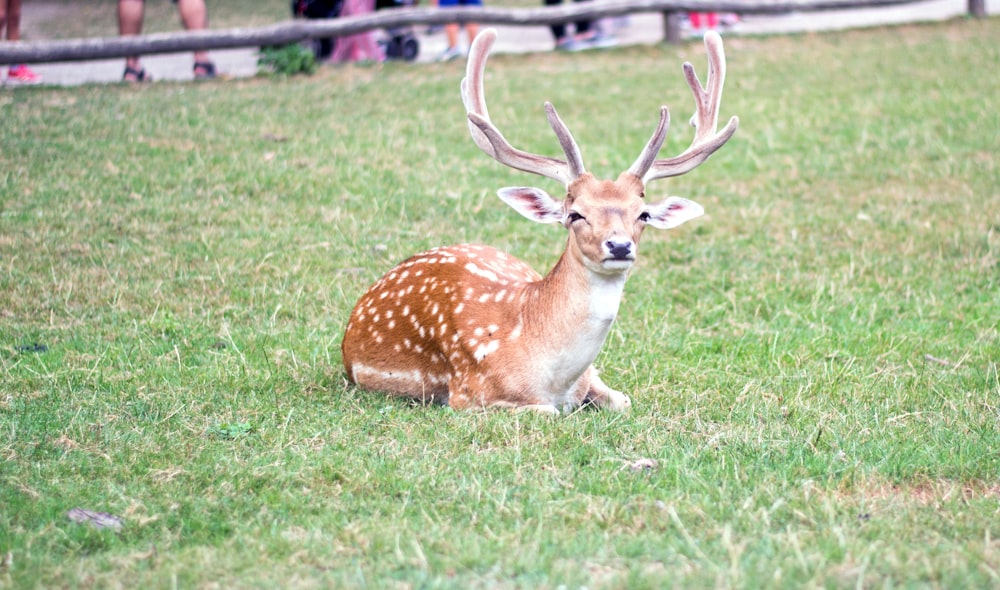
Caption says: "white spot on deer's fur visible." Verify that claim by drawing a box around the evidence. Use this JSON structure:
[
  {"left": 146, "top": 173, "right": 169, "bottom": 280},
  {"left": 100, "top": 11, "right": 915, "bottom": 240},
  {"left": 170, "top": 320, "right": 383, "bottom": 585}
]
[
  {"left": 388, "top": 320, "right": 396, "bottom": 329},
  {"left": 465, "top": 262, "right": 499, "bottom": 283},
  {"left": 509, "top": 322, "right": 522, "bottom": 340},
  {"left": 474, "top": 327, "right": 484, "bottom": 337},
  {"left": 455, "top": 303, "right": 464, "bottom": 314},
  {"left": 494, "top": 290, "right": 506, "bottom": 302},
  {"left": 478, "top": 293, "right": 491, "bottom": 303},
  {"left": 487, "top": 324, "right": 499, "bottom": 334},
  {"left": 474, "top": 340, "right": 500, "bottom": 362},
  {"left": 402, "top": 305, "right": 410, "bottom": 316}
]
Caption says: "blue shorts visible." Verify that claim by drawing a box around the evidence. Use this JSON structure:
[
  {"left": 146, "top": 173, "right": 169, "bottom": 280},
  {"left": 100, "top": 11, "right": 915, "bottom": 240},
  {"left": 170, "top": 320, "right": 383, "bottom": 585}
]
[{"left": 438, "top": 0, "right": 482, "bottom": 6}]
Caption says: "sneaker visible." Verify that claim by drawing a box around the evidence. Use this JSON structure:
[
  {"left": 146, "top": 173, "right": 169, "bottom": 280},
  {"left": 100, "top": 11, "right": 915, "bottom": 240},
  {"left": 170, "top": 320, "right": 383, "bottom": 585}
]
[
  {"left": 7, "top": 64, "right": 42, "bottom": 84},
  {"left": 438, "top": 46, "right": 464, "bottom": 62},
  {"left": 555, "top": 38, "right": 586, "bottom": 52},
  {"left": 584, "top": 34, "right": 619, "bottom": 49}
]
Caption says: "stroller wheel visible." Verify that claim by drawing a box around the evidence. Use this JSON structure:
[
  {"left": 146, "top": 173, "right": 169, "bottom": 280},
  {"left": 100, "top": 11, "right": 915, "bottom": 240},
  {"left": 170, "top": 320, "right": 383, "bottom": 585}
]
[
  {"left": 401, "top": 37, "right": 419, "bottom": 61},
  {"left": 384, "top": 37, "right": 403, "bottom": 59}
]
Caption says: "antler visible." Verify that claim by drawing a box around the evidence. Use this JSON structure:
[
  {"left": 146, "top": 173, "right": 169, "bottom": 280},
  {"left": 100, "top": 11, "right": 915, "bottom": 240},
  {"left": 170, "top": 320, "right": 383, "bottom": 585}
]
[
  {"left": 461, "top": 29, "right": 586, "bottom": 187},
  {"left": 628, "top": 30, "right": 740, "bottom": 183}
]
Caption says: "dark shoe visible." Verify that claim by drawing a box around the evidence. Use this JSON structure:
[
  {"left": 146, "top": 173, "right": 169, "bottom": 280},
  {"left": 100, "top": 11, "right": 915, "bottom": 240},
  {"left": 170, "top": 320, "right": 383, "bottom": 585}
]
[
  {"left": 122, "top": 65, "right": 151, "bottom": 83},
  {"left": 193, "top": 61, "right": 217, "bottom": 80}
]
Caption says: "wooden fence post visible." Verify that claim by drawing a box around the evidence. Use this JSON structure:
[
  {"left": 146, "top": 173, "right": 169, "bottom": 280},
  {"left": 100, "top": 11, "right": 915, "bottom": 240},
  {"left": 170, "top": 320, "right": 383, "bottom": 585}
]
[
  {"left": 968, "top": 0, "right": 985, "bottom": 17},
  {"left": 663, "top": 11, "right": 684, "bottom": 44}
]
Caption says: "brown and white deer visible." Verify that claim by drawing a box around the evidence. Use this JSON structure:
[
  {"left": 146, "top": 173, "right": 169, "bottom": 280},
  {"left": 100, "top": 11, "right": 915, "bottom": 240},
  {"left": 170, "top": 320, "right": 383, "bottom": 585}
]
[{"left": 342, "top": 29, "right": 739, "bottom": 414}]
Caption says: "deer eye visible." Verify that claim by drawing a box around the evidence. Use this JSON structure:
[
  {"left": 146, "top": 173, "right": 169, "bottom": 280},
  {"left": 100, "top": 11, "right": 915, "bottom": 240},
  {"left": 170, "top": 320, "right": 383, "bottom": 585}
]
[
  {"left": 567, "top": 211, "right": 586, "bottom": 224},
  {"left": 638, "top": 211, "right": 651, "bottom": 223}
]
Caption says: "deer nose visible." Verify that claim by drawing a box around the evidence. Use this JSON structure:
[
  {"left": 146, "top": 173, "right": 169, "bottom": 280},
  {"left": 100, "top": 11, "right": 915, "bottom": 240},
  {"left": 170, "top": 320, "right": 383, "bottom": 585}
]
[{"left": 605, "top": 238, "right": 633, "bottom": 260}]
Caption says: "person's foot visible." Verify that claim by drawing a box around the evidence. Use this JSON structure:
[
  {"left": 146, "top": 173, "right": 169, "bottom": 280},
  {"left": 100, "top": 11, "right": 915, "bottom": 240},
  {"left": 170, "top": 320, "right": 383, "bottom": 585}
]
[
  {"left": 555, "top": 37, "right": 586, "bottom": 52},
  {"left": 7, "top": 65, "right": 42, "bottom": 84},
  {"left": 122, "top": 65, "right": 152, "bottom": 83},
  {"left": 438, "top": 46, "right": 464, "bottom": 62},
  {"left": 193, "top": 61, "right": 217, "bottom": 80},
  {"left": 584, "top": 33, "right": 619, "bottom": 49}
]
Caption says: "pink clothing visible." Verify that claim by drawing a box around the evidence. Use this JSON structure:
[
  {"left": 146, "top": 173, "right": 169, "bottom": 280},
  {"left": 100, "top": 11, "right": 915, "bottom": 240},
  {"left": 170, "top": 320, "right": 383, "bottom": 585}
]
[
  {"left": 329, "top": 0, "right": 384, "bottom": 63},
  {"left": 689, "top": 12, "right": 719, "bottom": 30}
]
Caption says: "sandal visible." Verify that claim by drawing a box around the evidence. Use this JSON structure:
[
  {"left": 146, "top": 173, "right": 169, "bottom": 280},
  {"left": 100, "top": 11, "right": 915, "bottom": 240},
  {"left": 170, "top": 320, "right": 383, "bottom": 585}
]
[
  {"left": 122, "top": 65, "right": 151, "bottom": 83},
  {"left": 193, "top": 61, "right": 217, "bottom": 80}
]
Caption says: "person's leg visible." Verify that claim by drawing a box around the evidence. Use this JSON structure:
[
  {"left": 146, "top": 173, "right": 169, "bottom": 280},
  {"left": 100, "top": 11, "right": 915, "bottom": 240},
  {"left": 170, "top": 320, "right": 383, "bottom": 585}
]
[
  {"left": 445, "top": 22, "right": 459, "bottom": 49},
  {"left": 5, "top": 0, "right": 23, "bottom": 41},
  {"left": 3, "top": 0, "right": 42, "bottom": 82},
  {"left": 465, "top": 22, "right": 478, "bottom": 44},
  {"left": 544, "top": 0, "right": 566, "bottom": 41},
  {"left": 437, "top": 0, "right": 463, "bottom": 59},
  {"left": 118, "top": 0, "right": 145, "bottom": 76},
  {"left": 572, "top": 0, "right": 591, "bottom": 37},
  {"left": 458, "top": 0, "right": 479, "bottom": 46},
  {"left": 175, "top": 0, "right": 211, "bottom": 67}
]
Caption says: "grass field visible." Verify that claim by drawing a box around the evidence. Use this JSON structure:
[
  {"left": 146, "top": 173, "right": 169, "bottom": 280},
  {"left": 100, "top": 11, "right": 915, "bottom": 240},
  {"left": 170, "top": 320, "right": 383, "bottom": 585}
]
[{"left": 2, "top": 15, "right": 999, "bottom": 589}]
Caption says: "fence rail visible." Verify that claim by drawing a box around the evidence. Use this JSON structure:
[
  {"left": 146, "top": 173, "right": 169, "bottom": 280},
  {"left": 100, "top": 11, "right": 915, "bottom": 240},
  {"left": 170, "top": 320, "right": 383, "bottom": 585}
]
[{"left": 0, "top": 0, "right": 983, "bottom": 65}]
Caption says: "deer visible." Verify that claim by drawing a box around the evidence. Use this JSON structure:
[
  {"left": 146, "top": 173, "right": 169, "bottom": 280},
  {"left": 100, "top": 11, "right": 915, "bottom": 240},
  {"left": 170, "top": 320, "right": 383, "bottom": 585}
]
[{"left": 341, "top": 29, "right": 739, "bottom": 414}]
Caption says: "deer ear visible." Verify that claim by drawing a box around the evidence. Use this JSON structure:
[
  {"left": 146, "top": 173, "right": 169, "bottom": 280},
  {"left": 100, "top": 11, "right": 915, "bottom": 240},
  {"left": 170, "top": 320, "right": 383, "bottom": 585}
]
[
  {"left": 644, "top": 197, "right": 705, "bottom": 229},
  {"left": 497, "top": 187, "right": 564, "bottom": 224}
]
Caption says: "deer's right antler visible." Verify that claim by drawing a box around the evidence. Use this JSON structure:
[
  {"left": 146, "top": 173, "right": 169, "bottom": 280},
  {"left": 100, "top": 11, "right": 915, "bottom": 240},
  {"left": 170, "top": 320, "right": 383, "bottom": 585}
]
[{"left": 461, "top": 29, "right": 586, "bottom": 187}]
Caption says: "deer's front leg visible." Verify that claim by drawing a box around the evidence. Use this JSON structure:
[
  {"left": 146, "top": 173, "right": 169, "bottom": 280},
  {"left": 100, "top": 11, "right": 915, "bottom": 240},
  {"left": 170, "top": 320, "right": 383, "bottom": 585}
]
[{"left": 583, "top": 368, "right": 631, "bottom": 411}]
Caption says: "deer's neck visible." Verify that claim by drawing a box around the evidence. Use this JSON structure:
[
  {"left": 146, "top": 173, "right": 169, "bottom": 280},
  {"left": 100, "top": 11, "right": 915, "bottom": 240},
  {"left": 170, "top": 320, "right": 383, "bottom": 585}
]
[{"left": 520, "top": 248, "right": 627, "bottom": 394}]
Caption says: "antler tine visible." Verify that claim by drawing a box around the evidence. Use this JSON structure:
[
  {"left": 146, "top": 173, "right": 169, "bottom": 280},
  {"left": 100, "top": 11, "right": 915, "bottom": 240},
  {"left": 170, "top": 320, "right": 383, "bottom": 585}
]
[
  {"left": 461, "top": 28, "right": 584, "bottom": 186},
  {"left": 626, "top": 106, "right": 670, "bottom": 180},
  {"left": 633, "top": 31, "right": 740, "bottom": 184},
  {"left": 544, "top": 102, "right": 587, "bottom": 179}
]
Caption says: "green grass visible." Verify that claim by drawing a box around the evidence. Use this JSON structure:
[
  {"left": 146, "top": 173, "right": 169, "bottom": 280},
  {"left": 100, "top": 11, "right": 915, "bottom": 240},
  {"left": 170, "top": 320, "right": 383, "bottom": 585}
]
[{"left": 2, "top": 17, "right": 999, "bottom": 589}]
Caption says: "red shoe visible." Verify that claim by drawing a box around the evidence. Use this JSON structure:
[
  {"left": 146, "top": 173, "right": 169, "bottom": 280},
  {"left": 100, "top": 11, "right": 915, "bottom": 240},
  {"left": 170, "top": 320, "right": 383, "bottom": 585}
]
[{"left": 7, "top": 65, "right": 42, "bottom": 84}]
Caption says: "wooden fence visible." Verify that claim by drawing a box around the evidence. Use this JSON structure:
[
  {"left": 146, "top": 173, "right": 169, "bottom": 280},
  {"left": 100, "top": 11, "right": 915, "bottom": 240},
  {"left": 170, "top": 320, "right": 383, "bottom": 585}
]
[{"left": 0, "top": 0, "right": 987, "bottom": 65}]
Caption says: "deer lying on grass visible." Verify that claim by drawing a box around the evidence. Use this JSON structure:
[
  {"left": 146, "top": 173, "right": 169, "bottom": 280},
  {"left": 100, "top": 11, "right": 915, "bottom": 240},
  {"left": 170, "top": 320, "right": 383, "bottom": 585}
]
[{"left": 342, "top": 29, "right": 739, "bottom": 414}]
